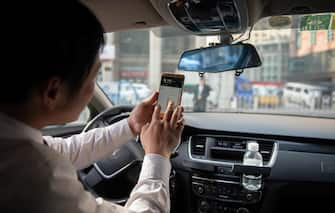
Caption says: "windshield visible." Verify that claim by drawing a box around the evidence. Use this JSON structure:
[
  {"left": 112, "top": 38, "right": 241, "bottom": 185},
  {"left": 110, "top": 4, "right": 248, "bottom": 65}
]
[{"left": 97, "top": 13, "right": 335, "bottom": 117}]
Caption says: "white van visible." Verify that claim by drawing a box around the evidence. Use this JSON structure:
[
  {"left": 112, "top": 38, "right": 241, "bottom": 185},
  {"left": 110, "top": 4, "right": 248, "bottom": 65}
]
[{"left": 283, "top": 82, "right": 326, "bottom": 109}]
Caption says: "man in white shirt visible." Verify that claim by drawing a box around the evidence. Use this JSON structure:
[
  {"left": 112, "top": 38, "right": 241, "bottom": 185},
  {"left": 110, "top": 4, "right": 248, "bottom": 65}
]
[{"left": 0, "top": 1, "right": 184, "bottom": 213}]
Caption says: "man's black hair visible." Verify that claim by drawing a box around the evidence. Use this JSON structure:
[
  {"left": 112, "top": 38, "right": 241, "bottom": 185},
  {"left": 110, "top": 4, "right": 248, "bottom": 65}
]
[{"left": 1, "top": 1, "right": 105, "bottom": 104}]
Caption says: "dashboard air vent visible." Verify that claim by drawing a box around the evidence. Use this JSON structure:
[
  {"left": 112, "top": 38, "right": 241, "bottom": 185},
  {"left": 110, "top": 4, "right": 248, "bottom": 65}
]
[
  {"left": 259, "top": 141, "right": 274, "bottom": 162},
  {"left": 191, "top": 136, "right": 206, "bottom": 156},
  {"left": 210, "top": 137, "right": 275, "bottom": 164}
]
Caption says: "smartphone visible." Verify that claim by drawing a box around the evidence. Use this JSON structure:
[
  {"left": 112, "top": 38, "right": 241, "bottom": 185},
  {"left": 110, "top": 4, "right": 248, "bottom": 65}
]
[{"left": 157, "top": 73, "right": 185, "bottom": 116}]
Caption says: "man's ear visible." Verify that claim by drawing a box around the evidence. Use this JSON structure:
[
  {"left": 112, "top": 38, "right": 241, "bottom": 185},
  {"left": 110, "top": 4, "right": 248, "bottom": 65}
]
[{"left": 42, "top": 77, "right": 63, "bottom": 110}]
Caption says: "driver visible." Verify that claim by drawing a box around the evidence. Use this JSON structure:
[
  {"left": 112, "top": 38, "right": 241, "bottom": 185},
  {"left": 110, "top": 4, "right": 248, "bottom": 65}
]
[{"left": 0, "top": 1, "right": 184, "bottom": 213}]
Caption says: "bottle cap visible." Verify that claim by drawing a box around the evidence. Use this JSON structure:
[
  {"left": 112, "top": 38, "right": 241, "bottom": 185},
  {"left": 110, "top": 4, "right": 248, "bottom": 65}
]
[{"left": 247, "top": 141, "right": 259, "bottom": 152}]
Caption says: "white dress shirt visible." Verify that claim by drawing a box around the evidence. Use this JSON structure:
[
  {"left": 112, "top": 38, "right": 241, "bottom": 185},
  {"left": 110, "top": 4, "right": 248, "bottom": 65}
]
[{"left": 0, "top": 112, "right": 171, "bottom": 213}]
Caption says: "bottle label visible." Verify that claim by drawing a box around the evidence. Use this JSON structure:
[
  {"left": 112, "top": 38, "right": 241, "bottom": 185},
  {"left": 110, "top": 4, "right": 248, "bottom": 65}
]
[{"left": 243, "top": 158, "right": 263, "bottom": 166}]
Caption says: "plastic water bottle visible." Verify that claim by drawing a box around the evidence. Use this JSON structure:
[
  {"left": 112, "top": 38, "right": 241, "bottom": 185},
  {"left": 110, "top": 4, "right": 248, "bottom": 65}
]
[{"left": 242, "top": 141, "right": 263, "bottom": 191}]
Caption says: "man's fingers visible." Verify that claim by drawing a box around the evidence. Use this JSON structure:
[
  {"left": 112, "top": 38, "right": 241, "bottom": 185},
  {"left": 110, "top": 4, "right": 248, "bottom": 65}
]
[
  {"left": 176, "top": 118, "right": 185, "bottom": 131},
  {"left": 178, "top": 106, "right": 184, "bottom": 120},
  {"left": 143, "top": 91, "right": 159, "bottom": 105},
  {"left": 170, "top": 106, "right": 181, "bottom": 127},
  {"left": 152, "top": 104, "right": 161, "bottom": 121},
  {"left": 177, "top": 117, "right": 184, "bottom": 124},
  {"left": 163, "top": 101, "right": 174, "bottom": 122},
  {"left": 174, "top": 106, "right": 184, "bottom": 126},
  {"left": 141, "top": 122, "right": 150, "bottom": 131},
  {"left": 176, "top": 118, "right": 184, "bottom": 127}
]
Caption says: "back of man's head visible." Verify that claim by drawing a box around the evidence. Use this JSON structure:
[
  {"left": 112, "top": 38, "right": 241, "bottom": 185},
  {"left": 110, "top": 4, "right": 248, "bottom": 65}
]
[{"left": 2, "top": 1, "right": 105, "bottom": 104}]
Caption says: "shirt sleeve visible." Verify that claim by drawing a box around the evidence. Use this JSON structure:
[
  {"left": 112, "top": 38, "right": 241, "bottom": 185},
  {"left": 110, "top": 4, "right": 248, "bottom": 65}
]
[
  {"left": 94, "top": 154, "right": 171, "bottom": 213},
  {"left": 125, "top": 154, "right": 172, "bottom": 213},
  {"left": 26, "top": 145, "right": 171, "bottom": 213},
  {"left": 43, "top": 118, "right": 136, "bottom": 170}
]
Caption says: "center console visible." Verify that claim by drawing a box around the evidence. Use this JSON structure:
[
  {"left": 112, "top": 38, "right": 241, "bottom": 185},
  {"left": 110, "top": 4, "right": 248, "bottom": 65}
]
[
  {"left": 191, "top": 173, "right": 261, "bottom": 213},
  {"left": 186, "top": 135, "right": 278, "bottom": 213}
]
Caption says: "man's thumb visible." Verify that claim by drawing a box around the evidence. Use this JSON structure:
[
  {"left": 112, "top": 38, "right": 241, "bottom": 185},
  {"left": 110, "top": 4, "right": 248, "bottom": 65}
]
[{"left": 144, "top": 91, "right": 159, "bottom": 105}]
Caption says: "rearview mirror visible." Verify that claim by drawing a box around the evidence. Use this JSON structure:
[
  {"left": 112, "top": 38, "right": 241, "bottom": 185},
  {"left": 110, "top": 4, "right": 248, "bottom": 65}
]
[{"left": 178, "top": 43, "right": 262, "bottom": 73}]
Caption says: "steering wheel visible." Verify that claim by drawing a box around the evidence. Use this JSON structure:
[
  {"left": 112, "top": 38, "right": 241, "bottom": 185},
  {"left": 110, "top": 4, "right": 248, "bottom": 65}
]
[{"left": 78, "top": 105, "right": 144, "bottom": 205}]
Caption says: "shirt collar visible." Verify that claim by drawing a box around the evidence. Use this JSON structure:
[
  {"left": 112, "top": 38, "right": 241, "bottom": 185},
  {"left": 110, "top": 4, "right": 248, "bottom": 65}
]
[{"left": 0, "top": 112, "right": 43, "bottom": 144}]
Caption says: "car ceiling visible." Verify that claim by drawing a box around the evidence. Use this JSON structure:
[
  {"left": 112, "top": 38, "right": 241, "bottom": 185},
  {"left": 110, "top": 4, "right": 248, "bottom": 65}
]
[
  {"left": 81, "top": 0, "right": 167, "bottom": 33},
  {"left": 82, "top": 0, "right": 335, "bottom": 34}
]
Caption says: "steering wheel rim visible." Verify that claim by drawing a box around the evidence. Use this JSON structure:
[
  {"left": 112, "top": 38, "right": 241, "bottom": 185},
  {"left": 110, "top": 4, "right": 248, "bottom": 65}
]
[
  {"left": 82, "top": 105, "right": 134, "bottom": 132},
  {"left": 79, "top": 105, "right": 144, "bottom": 204}
]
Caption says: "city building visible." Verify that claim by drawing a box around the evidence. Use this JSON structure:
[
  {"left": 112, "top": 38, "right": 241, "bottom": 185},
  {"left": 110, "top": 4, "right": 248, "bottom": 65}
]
[
  {"left": 245, "top": 30, "right": 291, "bottom": 83},
  {"left": 288, "top": 29, "right": 335, "bottom": 86}
]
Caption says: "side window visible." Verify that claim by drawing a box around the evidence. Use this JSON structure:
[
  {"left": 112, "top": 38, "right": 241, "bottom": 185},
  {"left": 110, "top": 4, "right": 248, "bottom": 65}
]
[
  {"left": 68, "top": 106, "right": 91, "bottom": 125},
  {"left": 295, "top": 88, "right": 301, "bottom": 92},
  {"left": 45, "top": 106, "right": 91, "bottom": 128}
]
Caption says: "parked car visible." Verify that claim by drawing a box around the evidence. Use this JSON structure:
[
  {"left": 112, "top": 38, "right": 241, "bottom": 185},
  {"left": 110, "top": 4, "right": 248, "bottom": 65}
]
[
  {"left": 283, "top": 82, "right": 327, "bottom": 109},
  {"left": 98, "top": 81, "right": 152, "bottom": 105}
]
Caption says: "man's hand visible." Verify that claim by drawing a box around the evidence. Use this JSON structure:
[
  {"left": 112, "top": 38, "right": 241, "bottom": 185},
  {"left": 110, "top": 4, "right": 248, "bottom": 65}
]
[
  {"left": 127, "top": 92, "right": 159, "bottom": 135},
  {"left": 140, "top": 102, "right": 184, "bottom": 159}
]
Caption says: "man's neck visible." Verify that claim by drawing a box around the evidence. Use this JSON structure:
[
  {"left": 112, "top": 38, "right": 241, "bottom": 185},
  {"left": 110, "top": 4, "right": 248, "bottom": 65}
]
[{"left": 0, "top": 105, "right": 44, "bottom": 129}]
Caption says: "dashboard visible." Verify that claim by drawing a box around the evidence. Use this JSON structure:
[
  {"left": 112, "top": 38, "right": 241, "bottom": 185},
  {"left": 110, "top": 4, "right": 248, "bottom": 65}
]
[{"left": 170, "top": 113, "right": 335, "bottom": 213}]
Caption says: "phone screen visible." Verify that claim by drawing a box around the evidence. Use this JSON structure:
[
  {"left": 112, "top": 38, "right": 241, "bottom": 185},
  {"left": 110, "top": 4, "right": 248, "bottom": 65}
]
[{"left": 157, "top": 75, "right": 184, "bottom": 113}]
